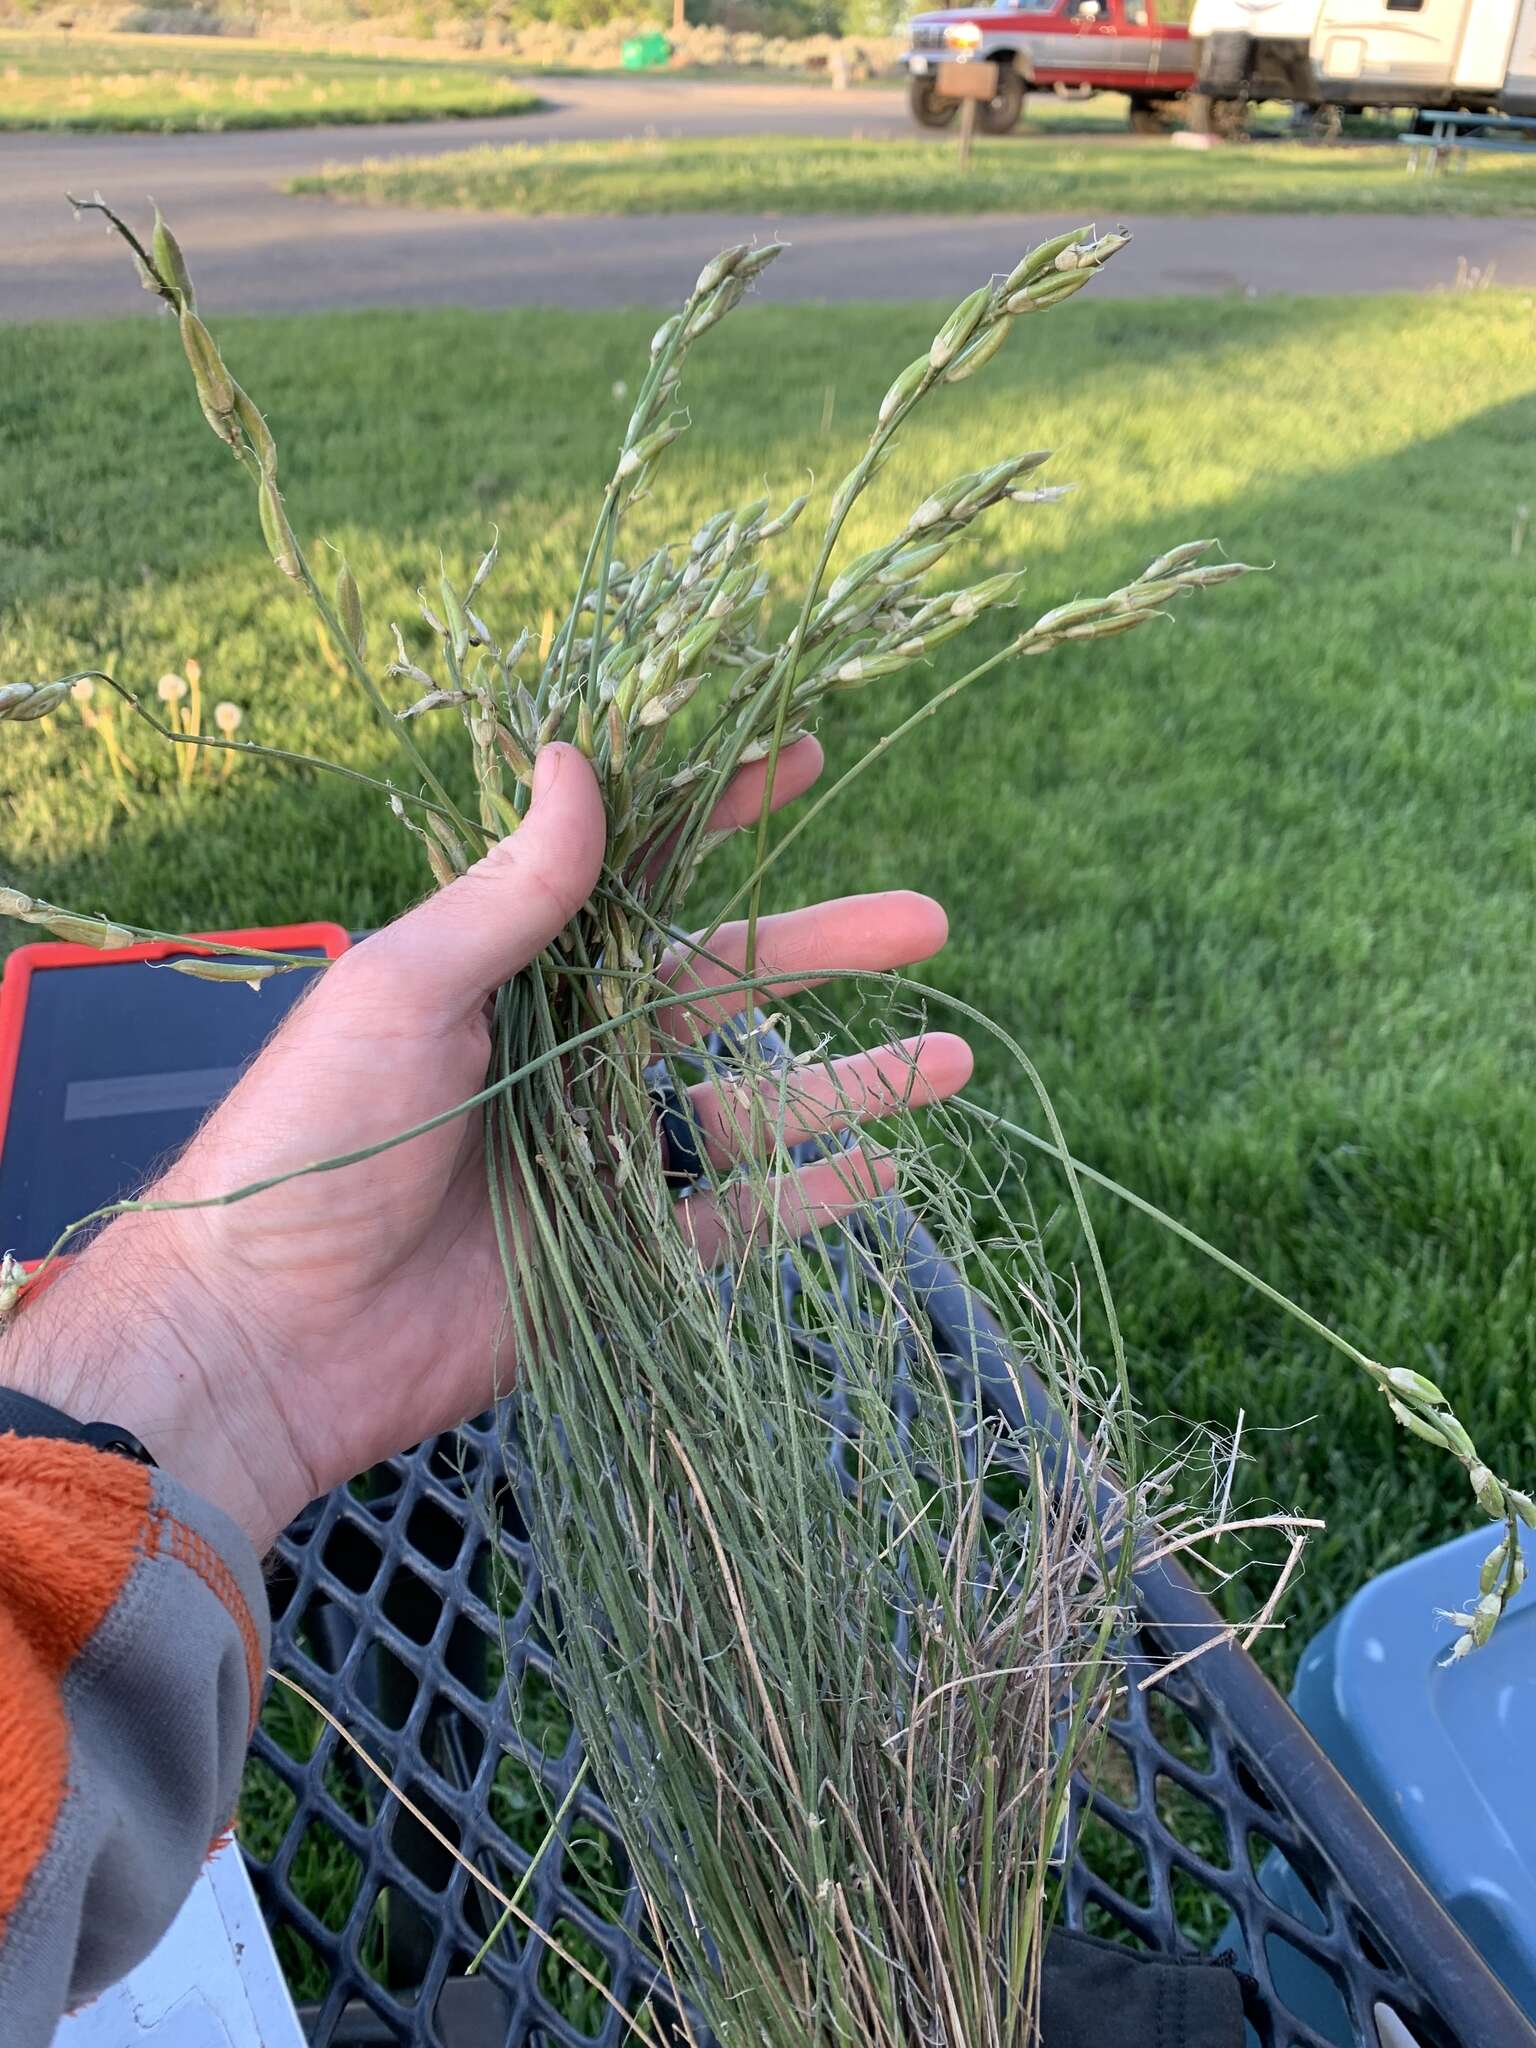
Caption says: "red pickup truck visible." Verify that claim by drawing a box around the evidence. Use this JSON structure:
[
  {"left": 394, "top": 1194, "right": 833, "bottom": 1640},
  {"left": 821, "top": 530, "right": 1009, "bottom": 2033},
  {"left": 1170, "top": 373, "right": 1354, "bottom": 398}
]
[{"left": 903, "top": 0, "right": 1196, "bottom": 135}]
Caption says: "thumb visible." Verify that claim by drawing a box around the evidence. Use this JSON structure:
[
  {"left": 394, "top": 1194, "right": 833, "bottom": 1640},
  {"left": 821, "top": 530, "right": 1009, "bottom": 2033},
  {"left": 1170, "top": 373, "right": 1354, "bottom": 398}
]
[{"left": 364, "top": 744, "right": 607, "bottom": 1021}]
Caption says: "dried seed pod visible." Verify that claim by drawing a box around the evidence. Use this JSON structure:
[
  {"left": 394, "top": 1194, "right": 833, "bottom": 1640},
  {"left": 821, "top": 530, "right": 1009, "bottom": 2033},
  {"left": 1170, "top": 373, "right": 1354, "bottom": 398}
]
[
  {"left": 0, "top": 679, "right": 71, "bottom": 723},
  {"left": 427, "top": 811, "right": 469, "bottom": 874},
  {"left": 637, "top": 673, "right": 702, "bottom": 728},
  {"left": 495, "top": 724, "right": 535, "bottom": 785}
]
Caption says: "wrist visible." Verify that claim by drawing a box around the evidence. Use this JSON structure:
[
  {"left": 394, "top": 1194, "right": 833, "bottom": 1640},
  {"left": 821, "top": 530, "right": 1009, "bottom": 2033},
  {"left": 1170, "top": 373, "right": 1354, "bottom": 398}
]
[{"left": 0, "top": 1213, "right": 306, "bottom": 1552}]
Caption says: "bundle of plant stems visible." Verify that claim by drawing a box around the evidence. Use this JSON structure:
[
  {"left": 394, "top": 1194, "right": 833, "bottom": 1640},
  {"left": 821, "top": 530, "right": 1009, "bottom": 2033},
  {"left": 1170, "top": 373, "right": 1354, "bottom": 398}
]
[{"left": 6, "top": 199, "right": 1531, "bottom": 2048}]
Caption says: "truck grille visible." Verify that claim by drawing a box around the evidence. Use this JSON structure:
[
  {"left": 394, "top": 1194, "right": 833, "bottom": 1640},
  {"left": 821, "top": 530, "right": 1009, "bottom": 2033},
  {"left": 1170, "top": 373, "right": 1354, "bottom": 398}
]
[{"left": 909, "top": 25, "right": 947, "bottom": 50}]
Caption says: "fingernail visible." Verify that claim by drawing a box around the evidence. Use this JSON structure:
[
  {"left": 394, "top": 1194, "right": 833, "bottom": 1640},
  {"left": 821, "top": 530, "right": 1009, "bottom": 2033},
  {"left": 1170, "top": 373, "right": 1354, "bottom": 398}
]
[{"left": 531, "top": 743, "right": 567, "bottom": 804}]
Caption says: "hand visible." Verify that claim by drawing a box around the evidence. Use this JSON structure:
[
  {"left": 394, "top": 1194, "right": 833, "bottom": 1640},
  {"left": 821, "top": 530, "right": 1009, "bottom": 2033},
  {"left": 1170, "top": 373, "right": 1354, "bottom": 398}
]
[{"left": 0, "top": 742, "right": 971, "bottom": 1551}]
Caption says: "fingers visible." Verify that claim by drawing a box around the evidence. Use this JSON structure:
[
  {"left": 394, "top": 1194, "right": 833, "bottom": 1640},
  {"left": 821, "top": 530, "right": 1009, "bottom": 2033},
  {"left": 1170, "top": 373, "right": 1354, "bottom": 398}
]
[
  {"left": 639, "top": 734, "right": 823, "bottom": 887},
  {"left": 348, "top": 746, "right": 606, "bottom": 1024},
  {"left": 655, "top": 891, "right": 950, "bottom": 1045},
  {"left": 703, "top": 735, "right": 824, "bottom": 835},
  {"left": 674, "top": 1147, "right": 898, "bottom": 1268},
  {"left": 687, "top": 1032, "right": 973, "bottom": 1171}
]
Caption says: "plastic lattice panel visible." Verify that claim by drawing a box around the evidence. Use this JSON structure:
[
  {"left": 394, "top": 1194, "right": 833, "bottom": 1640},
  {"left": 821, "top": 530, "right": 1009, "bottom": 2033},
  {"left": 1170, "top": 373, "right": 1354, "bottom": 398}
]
[{"left": 245, "top": 1215, "right": 1529, "bottom": 2048}]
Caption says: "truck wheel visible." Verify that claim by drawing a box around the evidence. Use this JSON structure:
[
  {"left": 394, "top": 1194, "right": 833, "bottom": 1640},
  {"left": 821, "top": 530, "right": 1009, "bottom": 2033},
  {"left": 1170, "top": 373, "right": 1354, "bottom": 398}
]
[
  {"left": 1187, "top": 91, "right": 1246, "bottom": 139},
  {"left": 978, "top": 65, "right": 1026, "bottom": 135},
  {"left": 909, "top": 76, "right": 960, "bottom": 129}
]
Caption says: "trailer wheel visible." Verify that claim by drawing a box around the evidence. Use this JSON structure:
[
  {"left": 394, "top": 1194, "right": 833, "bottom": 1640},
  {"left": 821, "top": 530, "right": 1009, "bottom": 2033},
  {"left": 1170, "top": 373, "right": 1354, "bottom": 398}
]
[
  {"left": 1187, "top": 91, "right": 1247, "bottom": 139},
  {"left": 977, "top": 63, "right": 1026, "bottom": 135},
  {"left": 909, "top": 76, "right": 960, "bottom": 129}
]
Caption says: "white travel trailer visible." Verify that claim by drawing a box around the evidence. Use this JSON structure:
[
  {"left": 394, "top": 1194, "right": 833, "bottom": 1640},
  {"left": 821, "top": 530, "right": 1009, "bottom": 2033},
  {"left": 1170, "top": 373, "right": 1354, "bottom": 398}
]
[{"left": 1189, "top": 0, "right": 1536, "bottom": 116}]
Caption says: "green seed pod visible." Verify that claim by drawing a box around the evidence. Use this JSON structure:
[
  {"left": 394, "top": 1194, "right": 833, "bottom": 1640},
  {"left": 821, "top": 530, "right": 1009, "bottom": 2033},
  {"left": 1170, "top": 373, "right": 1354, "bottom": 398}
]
[
  {"left": 495, "top": 724, "right": 534, "bottom": 786},
  {"left": 43, "top": 912, "right": 137, "bottom": 950},
  {"left": 878, "top": 354, "right": 930, "bottom": 425},
  {"left": 686, "top": 276, "right": 745, "bottom": 339},
  {"left": 929, "top": 285, "right": 993, "bottom": 371},
  {"left": 1512, "top": 1551, "right": 1528, "bottom": 1593},
  {"left": 258, "top": 477, "right": 300, "bottom": 580},
  {"left": 1388, "top": 1396, "right": 1454, "bottom": 1449},
  {"left": 1471, "top": 1464, "right": 1506, "bottom": 1517},
  {"left": 1479, "top": 1540, "right": 1508, "bottom": 1595},
  {"left": 427, "top": 811, "right": 468, "bottom": 874},
  {"left": 0, "top": 680, "right": 70, "bottom": 723},
  {"left": 232, "top": 390, "right": 277, "bottom": 478},
  {"left": 637, "top": 673, "right": 702, "bottom": 728},
  {"left": 693, "top": 244, "right": 749, "bottom": 299},
  {"left": 1507, "top": 1489, "right": 1536, "bottom": 1529},
  {"left": 944, "top": 319, "right": 1012, "bottom": 385},
  {"left": 1063, "top": 608, "right": 1164, "bottom": 641},
  {"left": 757, "top": 494, "right": 809, "bottom": 541},
  {"left": 1142, "top": 539, "right": 1217, "bottom": 580},
  {"left": 424, "top": 841, "right": 457, "bottom": 891},
  {"left": 1435, "top": 1414, "right": 1477, "bottom": 1461},
  {"left": 1472, "top": 1591, "right": 1502, "bottom": 1647},
  {"left": 167, "top": 959, "right": 277, "bottom": 990},
  {"left": 833, "top": 651, "right": 913, "bottom": 686},
  {"left": 334, "top": 562, "right": 366, "bottom": 662},
  {"left": 677, "top": 612, "right": 725, "bottom": 670},
  {"left": 1033, "top": 596, "right": 1117, "bottom": 636},
  {"left": 1000, "top": 227, "right": 1093, "bottom": 297},
  {"left": 649, "top": 314, "right": 683, "bottom": 361},
  {"left": 152, "top": 209, "right": 195, "bottom": 311},
  {"left": 179, "top": 315, "right": 236, "bottom": 442},
  {"left": 1177, "top": 562, "right": 1258, "bottom": 590},
  {"left": 828, "top": 545, "right": 894, "bottom": 607},
  {"left": 734, "top": 241, "right": 786, "bottom": 283},
  {"left": 951, "top": 568, "right": 1030, "bottom": 618},
  {"left": 439, "top": 575, "right": 469, "bottom": 663},
  {"left": 617, "top": 424, "right": 683, "bottom": 483},
  {"left": 1004, "top": 270, "right": 1092, "bottom": 317},
  {"left": 878, "top": 542, "right": 950, "bottom": 587}
]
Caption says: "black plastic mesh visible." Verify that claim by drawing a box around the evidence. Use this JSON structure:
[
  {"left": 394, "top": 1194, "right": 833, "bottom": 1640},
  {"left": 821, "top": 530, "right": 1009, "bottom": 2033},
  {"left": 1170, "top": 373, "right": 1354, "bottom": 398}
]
[{"left": 245, "top": 1214, "right": 1535, "bottom": 2048}]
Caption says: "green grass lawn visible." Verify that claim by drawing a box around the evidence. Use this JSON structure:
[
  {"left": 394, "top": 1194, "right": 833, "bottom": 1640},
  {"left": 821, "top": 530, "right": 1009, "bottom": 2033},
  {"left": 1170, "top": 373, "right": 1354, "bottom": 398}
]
[
  {"left": 0, "top": 30, "right": 543, "bottom": 131},
  {"left": 290, "top": 126, "right": 1536, "bottom": 216},
  {"left": 7, "top": 282, "right": 1536, "bottom": 1679}
]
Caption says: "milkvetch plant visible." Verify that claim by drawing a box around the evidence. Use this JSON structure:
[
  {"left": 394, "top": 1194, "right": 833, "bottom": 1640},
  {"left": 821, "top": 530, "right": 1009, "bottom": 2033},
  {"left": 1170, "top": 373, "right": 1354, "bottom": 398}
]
[{"left": 4, "top": 199, "right": 1527, "bottom": 2046}]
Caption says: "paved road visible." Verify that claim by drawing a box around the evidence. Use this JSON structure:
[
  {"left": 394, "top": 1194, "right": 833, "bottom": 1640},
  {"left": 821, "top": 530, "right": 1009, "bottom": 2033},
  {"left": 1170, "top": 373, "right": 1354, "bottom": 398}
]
[{"left": 4, "top": 75, "right": 1532, "bottom": 320}]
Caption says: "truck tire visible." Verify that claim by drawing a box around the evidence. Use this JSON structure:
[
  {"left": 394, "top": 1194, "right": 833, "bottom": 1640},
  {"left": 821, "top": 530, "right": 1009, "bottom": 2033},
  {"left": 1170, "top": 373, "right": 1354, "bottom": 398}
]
[
  {"left": 1198, "top": 28, "right": 1253, "bottom": 97},
  {"left": 978, "top": 63, "right": 1026, "bottom": 135},
  {"left": 909, "top": 76, "right": 960, "bottom": 129},
  {"left": 1186, "top": 89, "right": 1247, "bottom": 139}
]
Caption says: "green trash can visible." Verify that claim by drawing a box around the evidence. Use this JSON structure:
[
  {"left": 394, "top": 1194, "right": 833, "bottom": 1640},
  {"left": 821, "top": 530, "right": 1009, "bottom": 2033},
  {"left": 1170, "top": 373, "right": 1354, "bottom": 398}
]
[{"left": 621, "top": 30, "right": 671, "bottom": 68}]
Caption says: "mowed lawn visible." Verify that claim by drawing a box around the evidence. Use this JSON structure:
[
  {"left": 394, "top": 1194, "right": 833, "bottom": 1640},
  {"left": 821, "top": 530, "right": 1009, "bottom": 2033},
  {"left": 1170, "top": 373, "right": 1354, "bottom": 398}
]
[
  {"left": 5, "top": 289, "right": 1536, "bottom": 1686},
  {"left": 291, "top": 128, "right": 1536, "bottom": 216},
  {"left": 0, "top": 30, "right": 542, "bottom": 131}
]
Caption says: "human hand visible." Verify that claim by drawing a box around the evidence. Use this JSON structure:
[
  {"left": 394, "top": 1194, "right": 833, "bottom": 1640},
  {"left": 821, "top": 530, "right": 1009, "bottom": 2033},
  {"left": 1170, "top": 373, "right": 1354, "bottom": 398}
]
[{"left": 0, "top": 741, "right": 971, "bottom": 1551}]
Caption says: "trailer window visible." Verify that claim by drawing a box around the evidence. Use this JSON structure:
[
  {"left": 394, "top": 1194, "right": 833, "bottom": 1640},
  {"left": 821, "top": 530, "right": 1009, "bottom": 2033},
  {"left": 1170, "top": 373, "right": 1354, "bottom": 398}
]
[{"left": 1385, "top": 0, "right": 1424, "bottom": 10}]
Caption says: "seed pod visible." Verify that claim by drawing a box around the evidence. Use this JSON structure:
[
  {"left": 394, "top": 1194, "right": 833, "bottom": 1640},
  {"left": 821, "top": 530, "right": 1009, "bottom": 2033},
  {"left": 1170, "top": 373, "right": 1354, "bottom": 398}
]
[
  {"left": 424, "top": 841, "right": 457, "bottom": 891},
  {"left": 878, "top": 354, "right": 930, "bottom": 425},
  {"left": 1388, "top": 1397, "right": 1453, "bottom": 1449},
  {"left": 1033, "top": 596, "right": 1117, "bottom": 636},
  {"left": 439, "top": 575, "right": 470, "bottom": 663},
  {"left": 1471, "top": 1464, "right": 1505, "bottom": 1517},
  {"left": 179, "top": 315, "right": 236, "bottom": 442},
  {"left": 1436, "top": 1414, "right": 1477, "bottom": 1461},
  {"left": 427, "top": 811, "right": 468, "bottom": 874},
  {"left": 649, "top": 314, "right": 683, "bottom": 361},
  {"left": 833, "top": 650, "right": 915, "bottom": 686},
  {"left": 0, "top": 887, "right": 36, "bottom": 918},
  {"left": 1001, "top": 227, "right": 1093, "bottom": 297},
  {"left": 605, "top": 701, "right": 627, "bottom": 773},
  {"left": 1479, "top": 1540, "right": 1508, "bottom": 1595},
  {"left": 233, "top": 390, "right": 277, "bottom": 478},
  {"left": 757, "top": 494, "right": 810, "bottom": 541},
  {"left": 1004, "top": 270, "right": 1092, "bottom": 317},
  {"left": 1472, "top": 1591, "right": 1502, "bottom": 1647},
  {"left": 495, "top": 724, "right": 534, "bottom": 785},
  {"left": 828, "top": 545, "right": 894, "bottom": 607},
  {"left": 0, "top": 679, "right": 70, "bottom": 723},
  {"left": 467, "top": 533, "right": 500, "bottom": 600},
  {"left": 167, "top": 959, "right": 277, "bottom": 990},
  {"left": 0, "top": 1251, "right": 28, "bottom": 1321},
  {"left": 686, "top": 276, "right": 745, "bottom": 339},
  {"left": 1177, "top": 562, "right": 1258, "bottom": 590},
  {"left": 1513, "top": 1551, "right": 1529, "bottom": 1593},
  {"left": 46, "top": 912, "right": 138, "bottom": 950},
  {"left": 734, "top": 241, "right": 786, "bottom": 283},
  {"left": 1142, "top": 539, "right": 1216, "bottom": 580},
  {"left": 617, "top": 424, "right": 683, "bottom": 483},
  {"left": 575, "top": 699, "right": 595, "bottom": 758},
  {"left": 335, "top": 563, "right": 366, "bottom": 661},
  {"left": 945, "top": 319, "right": 1012, "bottom": 385},
  {"left": 1508, "top": 1488, "right": 1536, "bottom": 1529},
  {"left": 929, "top": 285, "right": 993, "bottom": 371},
  {"left": 1062, "top": 608, "right": 1163, "bottom": 641},
  {"left": 258, "top": 477, "right": 300, "bottom": 580},
  {"left": 1010, "top": 483, "right": 1077, "bottom": 506},
  {"left": 951, "top": 568, "right": 1029, "bottom": 618},
  {"left": 152, "top": 209, "right": 195, "bottom": 310},
  {"left": 693, "top": 244, "right": 749, "bottom": 299},
  {"left": 637, "top": 673, "right": 701, "bottom": 727}
]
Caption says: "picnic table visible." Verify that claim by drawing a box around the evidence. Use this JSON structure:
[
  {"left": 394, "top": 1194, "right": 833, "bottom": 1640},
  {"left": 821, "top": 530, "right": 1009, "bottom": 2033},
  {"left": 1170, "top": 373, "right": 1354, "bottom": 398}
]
[{"left": 1400, "top": 107, "right": 1536, "bottom": 175}]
